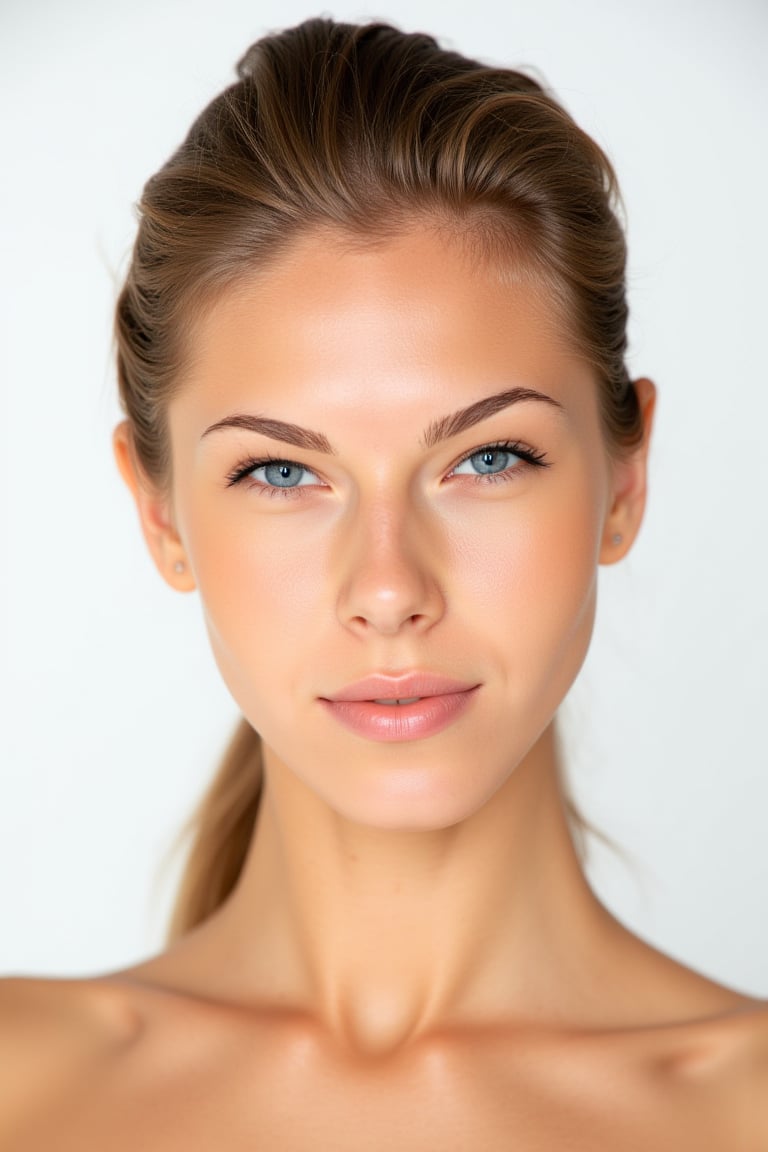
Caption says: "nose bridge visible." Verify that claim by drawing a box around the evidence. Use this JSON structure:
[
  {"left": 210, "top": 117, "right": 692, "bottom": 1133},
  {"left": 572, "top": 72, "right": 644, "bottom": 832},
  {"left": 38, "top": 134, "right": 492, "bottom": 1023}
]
[{"left": 335, "top": 484, "right": 444, "bottom": 635}]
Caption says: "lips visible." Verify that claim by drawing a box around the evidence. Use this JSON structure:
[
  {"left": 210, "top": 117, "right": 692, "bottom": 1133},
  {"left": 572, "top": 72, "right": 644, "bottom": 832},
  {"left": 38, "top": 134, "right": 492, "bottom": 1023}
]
[
  {"left": 322, "top": 672, "right": 478, "bottom": 704},
  {"left": 319, "top": 672, "right": 480, "bottom": 742},
  {"left": 372, "top": 696, "right": 421, "bottom": 705},
  {"left": 319, "top": 684, "right": 480, "bottom": 742}
]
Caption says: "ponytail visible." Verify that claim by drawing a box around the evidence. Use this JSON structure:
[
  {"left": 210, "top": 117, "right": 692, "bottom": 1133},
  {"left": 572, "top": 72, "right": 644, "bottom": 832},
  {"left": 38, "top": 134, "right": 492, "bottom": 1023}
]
[{"left": 166, "top": 719, "right": 262, "bottom": 943}]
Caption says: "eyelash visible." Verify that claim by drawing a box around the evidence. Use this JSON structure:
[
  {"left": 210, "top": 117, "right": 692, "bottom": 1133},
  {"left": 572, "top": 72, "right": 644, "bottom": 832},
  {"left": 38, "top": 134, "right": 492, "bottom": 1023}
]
[{"left": 224, "top": 440, "right": 550, "bottom": 499}]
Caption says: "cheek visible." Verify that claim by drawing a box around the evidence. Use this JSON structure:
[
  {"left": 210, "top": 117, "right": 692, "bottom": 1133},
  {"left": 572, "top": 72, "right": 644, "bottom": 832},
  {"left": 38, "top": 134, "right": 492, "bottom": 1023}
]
[
  {"left": 185, "top": 498, "right": 333, "bottom": 719},
  {"left": 452, "top": 463, "right": 605, "bottom": 694}
]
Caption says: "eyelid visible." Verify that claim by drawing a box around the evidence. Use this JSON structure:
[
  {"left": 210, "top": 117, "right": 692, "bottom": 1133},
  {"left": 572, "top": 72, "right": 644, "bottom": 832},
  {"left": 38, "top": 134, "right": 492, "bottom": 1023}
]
[
  {"left": 226, "top": 437, "right": 549, "bottom": 492},
  {"left": 224, "top": 453, "right": 325, "bottom": 489},
  {"left": 447, "top": 438, "right": 548, "bottom": 473}
]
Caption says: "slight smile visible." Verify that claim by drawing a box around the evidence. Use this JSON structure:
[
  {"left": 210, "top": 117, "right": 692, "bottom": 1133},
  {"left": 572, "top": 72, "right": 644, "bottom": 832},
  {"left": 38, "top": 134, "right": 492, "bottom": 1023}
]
[{"left": 319, "top": 674, "right": 480, "bottom": 742}]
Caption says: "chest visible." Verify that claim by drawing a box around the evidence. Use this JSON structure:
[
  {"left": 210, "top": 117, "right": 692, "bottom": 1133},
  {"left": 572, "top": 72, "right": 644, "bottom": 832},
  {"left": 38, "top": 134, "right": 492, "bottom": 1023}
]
[{"left": 11, "top": 1026, "right": 746, "bottom": 1152}]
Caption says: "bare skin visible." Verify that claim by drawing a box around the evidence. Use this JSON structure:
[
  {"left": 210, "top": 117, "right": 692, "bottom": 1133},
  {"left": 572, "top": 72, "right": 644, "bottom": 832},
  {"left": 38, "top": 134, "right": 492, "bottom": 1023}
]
[{"left": 2, "top": 227, "right": 765, "bottom": 1149}]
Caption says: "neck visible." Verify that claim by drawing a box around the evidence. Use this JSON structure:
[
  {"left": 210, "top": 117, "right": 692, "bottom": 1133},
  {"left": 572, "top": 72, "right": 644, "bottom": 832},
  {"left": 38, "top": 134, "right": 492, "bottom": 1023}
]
[{"left": 189, "top": 722, "right": 616, "bottom": 1056}]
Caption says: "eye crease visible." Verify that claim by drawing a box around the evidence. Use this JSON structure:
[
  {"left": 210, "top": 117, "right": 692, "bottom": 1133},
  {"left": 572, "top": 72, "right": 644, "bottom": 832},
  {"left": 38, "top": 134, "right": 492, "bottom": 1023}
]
[
  {"left": 224, "top": 439, "right": 550, "bottom": 497},
  {"left": 450, "top": 441, "right": 549, "bottom": 479}
]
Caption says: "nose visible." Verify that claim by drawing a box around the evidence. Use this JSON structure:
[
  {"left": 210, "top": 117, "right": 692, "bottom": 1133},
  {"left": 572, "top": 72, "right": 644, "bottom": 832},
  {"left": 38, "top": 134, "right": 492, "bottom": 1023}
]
[{"left": 335, "top": 496, "right": 446, "bottom": 638}]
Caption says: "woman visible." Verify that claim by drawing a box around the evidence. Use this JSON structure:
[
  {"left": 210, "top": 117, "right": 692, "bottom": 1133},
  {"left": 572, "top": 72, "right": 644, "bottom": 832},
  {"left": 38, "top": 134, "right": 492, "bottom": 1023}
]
[{"left": 1, "top": 17, "right": 765, "bottom": 1148}]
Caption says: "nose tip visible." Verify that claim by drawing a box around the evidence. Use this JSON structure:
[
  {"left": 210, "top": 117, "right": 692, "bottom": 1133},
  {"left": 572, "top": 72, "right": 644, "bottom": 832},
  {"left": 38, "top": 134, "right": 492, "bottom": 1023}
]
[
  {"left": 345, "top": 597, "right": 436, "bottom": 638},
  {"left": 335, "top": 512, "right": 445, "bottom": 638}
]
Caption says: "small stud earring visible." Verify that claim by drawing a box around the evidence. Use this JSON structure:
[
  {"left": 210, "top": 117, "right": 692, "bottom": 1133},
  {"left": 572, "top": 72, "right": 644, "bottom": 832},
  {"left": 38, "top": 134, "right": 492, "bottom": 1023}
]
[
  {"left": 612, "top": 533, "right": 623, "bottom": 545},
  {"left": 174, "top": 560, "right": 185, "bottom": 574}
]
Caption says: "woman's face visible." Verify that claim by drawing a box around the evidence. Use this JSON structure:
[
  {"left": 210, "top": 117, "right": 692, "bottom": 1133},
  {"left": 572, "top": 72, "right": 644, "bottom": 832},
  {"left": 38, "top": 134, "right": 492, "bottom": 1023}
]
[{"left": 157, "top": 227, "right": 638, "bottom": 829}]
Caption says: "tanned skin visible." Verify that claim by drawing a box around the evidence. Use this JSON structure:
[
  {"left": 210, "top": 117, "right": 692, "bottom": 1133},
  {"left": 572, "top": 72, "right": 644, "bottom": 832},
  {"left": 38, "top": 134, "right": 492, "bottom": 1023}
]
[{"left": 2, "top": 228, "right": 765, "bottom": 1150}]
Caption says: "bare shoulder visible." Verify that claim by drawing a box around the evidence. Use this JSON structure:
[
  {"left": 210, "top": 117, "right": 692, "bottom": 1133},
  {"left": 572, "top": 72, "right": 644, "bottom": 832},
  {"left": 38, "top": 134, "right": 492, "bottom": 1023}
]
[
  {"left": 0, "top": 975, "right": 140, "bottom": 1135},
  {"left": 0, "top": 971, "right": 141, "bottom": 1049},
  {"left": 672, "top": 997, "right": 768, "bottom": 1078},
  {"left": 643, "top": 998, "right": 768, "bottom": 1150},
  {"left": 708, "top": 1000, "right": 768, "bottom": 1101},
  {"left": 704, "top": 1001, "right": 768, "bottom": 1149}
]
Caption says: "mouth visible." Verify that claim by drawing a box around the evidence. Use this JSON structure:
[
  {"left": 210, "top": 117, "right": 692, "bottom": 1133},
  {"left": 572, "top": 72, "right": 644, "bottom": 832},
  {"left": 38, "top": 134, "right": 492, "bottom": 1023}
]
[
  {"left": 318, "top": 686, "right": 480, "bottom": 742},
  {"left": 370, "top": 697, "right": 422, "bottom": 705},
  {"left": 324, "top": 672, "right": 478, "bottom": 704}
]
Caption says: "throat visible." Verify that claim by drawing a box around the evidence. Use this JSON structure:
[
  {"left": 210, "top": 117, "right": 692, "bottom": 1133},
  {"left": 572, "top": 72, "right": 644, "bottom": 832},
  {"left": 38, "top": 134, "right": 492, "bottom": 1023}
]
[{"left": 198, "top": 725, "right": 609, "bottom": 1048}]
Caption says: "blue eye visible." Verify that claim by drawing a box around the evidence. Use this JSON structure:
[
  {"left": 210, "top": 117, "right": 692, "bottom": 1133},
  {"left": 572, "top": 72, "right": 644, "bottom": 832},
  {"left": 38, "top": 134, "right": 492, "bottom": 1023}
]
[
  {"left": 225, "top": 456, "right": 320, "bottom": 495},
  {"left": 256, "top": 461, "right": 312, "bottom": 488},
  {"left": 226, "top": 439, "right": 549, "bottom": 496},
  {"left": 446, "top": 435, "right": 550, "bottom": 481},
  {"left": 453, "top": 446, "right": 522, "bottom": 476}
]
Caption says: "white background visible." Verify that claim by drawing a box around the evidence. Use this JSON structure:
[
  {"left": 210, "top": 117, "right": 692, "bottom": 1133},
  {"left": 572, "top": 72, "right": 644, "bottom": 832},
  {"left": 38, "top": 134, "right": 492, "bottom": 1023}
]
[{"left": 1, "top": 0, "right": 766, "bottom": 996}]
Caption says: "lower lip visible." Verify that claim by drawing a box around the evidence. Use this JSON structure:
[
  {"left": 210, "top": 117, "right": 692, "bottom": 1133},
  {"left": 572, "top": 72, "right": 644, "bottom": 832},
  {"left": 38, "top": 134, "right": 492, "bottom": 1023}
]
[{"left": 319, "top": 688, "right": 479, "bottom": 742}]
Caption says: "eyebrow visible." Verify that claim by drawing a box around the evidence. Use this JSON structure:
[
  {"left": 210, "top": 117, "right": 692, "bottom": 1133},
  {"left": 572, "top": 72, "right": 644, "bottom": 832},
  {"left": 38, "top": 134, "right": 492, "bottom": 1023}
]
[{"left": 200, "top": 386, "right": 564, "bottom": 453}]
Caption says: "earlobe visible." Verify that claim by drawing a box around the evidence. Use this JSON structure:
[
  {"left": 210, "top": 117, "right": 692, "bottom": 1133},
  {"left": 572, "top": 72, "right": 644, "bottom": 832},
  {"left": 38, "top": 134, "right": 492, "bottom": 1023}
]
[
  {"left": 599, "top": 377, "right": 657, "bottom": 565},
  {"left": 112, "top": 421, "right": 196, "bottom": 592}
]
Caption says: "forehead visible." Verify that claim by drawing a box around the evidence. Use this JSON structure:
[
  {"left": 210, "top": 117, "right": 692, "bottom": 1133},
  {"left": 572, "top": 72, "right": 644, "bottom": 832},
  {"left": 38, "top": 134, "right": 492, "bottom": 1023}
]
[{"left": 174, "top": 226, "right": 597, "bottom": 433}]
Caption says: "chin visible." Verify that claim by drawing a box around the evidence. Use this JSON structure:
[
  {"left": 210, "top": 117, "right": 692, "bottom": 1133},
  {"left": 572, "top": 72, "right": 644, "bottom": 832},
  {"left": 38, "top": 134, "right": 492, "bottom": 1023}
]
[{"left": 309, "top": 756, "right": 518, "bottom": 833}]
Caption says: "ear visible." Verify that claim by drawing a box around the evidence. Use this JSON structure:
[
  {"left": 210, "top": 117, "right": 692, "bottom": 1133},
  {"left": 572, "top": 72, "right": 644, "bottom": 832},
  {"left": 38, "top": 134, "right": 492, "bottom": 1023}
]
[
  {"left": 112, "top": 421, "right": 196, "bottom": 591},
  {"left": 599, "top": 377, "right": 657, "bottom": 565}
]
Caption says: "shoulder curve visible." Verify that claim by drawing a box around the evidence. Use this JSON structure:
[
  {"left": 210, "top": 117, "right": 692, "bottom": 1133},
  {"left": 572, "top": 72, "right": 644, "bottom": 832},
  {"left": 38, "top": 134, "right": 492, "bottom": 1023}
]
[
  {"left": 731, "top": 999, "right": 768, "bottom": 1072},
  {"left": 727, "top": 1002, "right": 768, "bottom": 1150},
  {"left": 0, "top": 975, "right": 143, "bottom": 1136},
  {"left": 0, "top": 972, "right": 144, "bottom": 1035},
  {"left": 678, "top": 1000, "right": 768, "bottom": 1150}
]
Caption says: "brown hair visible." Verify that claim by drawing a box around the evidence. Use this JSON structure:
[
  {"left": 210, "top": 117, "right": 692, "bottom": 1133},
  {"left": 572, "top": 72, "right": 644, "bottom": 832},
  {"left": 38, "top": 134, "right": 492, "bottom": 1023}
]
[{"left": 114, "top": 18, "right": 643, "bottom": 943}]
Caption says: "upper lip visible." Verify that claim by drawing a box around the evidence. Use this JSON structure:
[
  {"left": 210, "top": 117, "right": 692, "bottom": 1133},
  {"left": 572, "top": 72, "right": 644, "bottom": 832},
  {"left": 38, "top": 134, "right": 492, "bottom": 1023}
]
[{"left": 322, "top": 672, "right": 479, "bottom": 703}]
